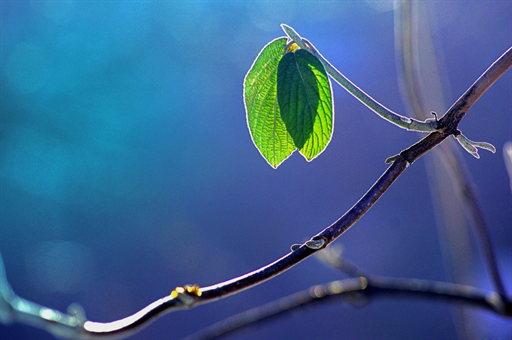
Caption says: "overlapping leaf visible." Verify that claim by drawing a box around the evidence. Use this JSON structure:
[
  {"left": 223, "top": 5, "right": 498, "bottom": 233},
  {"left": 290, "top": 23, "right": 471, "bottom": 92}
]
[
  {"left": 244, "top": 39, "right": 334, "bottom": 168},
  {"left": 244, "top": 37, "right": 295, "bottom": 168},
  {"left": 277, "top": 49, "right": 333, "bottom": 161}
]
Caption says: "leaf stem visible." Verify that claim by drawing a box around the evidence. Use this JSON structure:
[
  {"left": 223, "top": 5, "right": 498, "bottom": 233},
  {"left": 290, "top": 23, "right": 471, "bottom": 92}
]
[
  {"left": 280, "top": 24, "right": 440, "bottom": 132},
  {"left": 184, "top": 253, "right": 509, "bottom": 340}
]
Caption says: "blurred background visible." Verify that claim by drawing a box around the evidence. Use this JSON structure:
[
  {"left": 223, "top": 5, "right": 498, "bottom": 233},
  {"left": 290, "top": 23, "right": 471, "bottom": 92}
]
[{"left": 0, "top": 1, "right": 511, "bottom": 339}]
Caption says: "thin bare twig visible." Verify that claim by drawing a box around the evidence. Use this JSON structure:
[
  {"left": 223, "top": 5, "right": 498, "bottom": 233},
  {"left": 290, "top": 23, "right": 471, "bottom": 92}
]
[
  {"left": 281, "top": 24, "right": 439, "bottom": 132},
  {"left": 393, "top": 0, "right": 509, "bottom": 303},
  {"left": 183, "top": 248, "right": 508, "bottom": 340},
  {"left": 393, "top": 3, "right": 477, "bottom": 338},
  {"left": 316, "top": 245, "right": 370, "bottom": 278}
]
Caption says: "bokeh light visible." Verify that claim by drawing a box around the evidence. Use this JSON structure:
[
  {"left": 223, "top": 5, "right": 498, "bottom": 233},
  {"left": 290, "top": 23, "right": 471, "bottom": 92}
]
[{"left": 25, "top": 241, "right": 94, "bottom": 294}]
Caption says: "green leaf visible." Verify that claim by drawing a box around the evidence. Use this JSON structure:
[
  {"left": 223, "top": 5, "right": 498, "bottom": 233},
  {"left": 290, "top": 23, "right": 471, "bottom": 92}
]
[
  {"left": 244, "top": 37, "right": 296, "bottom": 168},
  {"left": 277, "top": 49, "right": 333, "bottom": 161}
]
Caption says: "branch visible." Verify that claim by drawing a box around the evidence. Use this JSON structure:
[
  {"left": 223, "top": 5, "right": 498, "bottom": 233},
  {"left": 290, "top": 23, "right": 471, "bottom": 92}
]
[
  {"left": 281, "top": 24, "right": 440, "bottom": 132},
  {"left": 393, "top": 0, "right": 509, "bottom": 303},
  {"left": 1, "top": 41, "right": 511, "bottom": 340},
  {"left": 183, "top": 247, "right": 510, "bottom": 340}
]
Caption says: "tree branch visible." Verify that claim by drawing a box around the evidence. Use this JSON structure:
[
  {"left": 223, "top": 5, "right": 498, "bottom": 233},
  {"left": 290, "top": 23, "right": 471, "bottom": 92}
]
[
  {"left": 393, "top": 0, "right": 509, "bottom": 303},
  {"left": 1, "top": 41, "right": 511, "bottom": 340},
  {"left": 184, "top": 247, "right": 510, "bottom": 340},
  {"left": 281, "top": 24, "right": 440, "bottom": 132}
]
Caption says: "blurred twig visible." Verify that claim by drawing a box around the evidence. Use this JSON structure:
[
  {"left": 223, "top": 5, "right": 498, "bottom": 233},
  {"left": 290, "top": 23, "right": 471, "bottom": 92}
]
[
  {"left": 504, "top": 141, "right": 512, "bottom": 191},
  {"left": 393, "top": 3, "right": 477, "bottom": 337},
  {"left": 183, "top": 246, "right": 509, "bottom": 340},
  {"left": 0, "top": 253, "right": 86, "bottom": 339},
  {"left": 316, "top": 245, "right": 370, "bottom": 278},
  {"left": 281, "top": 24, "right": 439, "bottom": 133},
  {"left": 394, "top": 0, "right": 509, "bottom": 305}
]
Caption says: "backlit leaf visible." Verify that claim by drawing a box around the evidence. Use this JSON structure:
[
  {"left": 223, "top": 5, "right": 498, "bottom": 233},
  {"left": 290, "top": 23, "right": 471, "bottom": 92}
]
[
  {"left": 244, "top": 37, "right": 295, "bottom": 168},
  {"left": 277, "top": 49, "right": 333, "bottom": 161}
]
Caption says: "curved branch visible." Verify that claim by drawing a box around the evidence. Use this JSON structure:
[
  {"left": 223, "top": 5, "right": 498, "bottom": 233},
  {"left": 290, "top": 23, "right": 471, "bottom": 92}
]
[
  {"left": 1, "top": 42, "right": 511, "bottom": 340},
  {"left": 184, "top": 277, "right": 508, "bottom": 340},
  {"left": 185, "top": 247, "right": 511, "bottom": 339},
  {"left": 393, "top": 0, "right": 509, "bottom": 302},
  {"left": 281, "top": 24, "right": 440, "bottom": 132}
]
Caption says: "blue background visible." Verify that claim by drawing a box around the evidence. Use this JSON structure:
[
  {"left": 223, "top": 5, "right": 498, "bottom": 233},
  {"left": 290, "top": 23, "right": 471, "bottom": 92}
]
[{"left": 1, "top": 1, "right": 511, "bottom": 339}]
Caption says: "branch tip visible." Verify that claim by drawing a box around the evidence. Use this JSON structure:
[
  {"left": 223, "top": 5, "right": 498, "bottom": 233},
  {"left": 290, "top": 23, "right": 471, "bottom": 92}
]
[{"left": 67, "top": 303, "right": 86, "bottom": 326}]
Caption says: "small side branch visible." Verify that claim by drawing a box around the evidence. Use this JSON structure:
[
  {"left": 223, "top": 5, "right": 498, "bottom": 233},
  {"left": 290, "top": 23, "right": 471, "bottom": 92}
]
[
  {"left": 281, "top": 24, "right": 440, "bottom": 132},
  {"left": 185, "top": 276, "right": 508, "bottom": 340},
  {"left": 393, "top": 1, "right": 509, "bottom": 304}
]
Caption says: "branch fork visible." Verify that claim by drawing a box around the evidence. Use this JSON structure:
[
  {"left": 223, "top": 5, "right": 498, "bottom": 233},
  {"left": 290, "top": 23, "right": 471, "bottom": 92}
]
[
  {"left": 290, "top": 236, "right": 328, "bottom": 251},
  {"left": 281, "top": 24, "right": 499, "bottom": 160},
  {"left": 170, "top": 285, "right": 202, "bottom": 306}
]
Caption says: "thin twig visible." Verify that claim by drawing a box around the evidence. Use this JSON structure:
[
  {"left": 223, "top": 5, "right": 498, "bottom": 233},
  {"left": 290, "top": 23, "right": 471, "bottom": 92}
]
[
  {"left": 505, "top": 142, "right": 512, "bottom": 191},
  {"left": 184, "top": 247, "right": 510, "bottom": 339},
  {"left": 320, "top": 246, "right": 508, "bottom": 315},
  {"left": 393, "top": 1, "right": 509, "bottom": 303},
  {"left": 393, "top": 3, "right": 476, "bottom": 338},
  {"left": 1, "top": 38, "right": 511, "bottom": 340},
  {"left": 281, "top": 24, "right": 439, "bottom": 132},
  {"left": 316, "top": 245, "right": 370, "bottom": 278},
  {"left": 184, "top": 272, "right": 507, "bottom": 340}
]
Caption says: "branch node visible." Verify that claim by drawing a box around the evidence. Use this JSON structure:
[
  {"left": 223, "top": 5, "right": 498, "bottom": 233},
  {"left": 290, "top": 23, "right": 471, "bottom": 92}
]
[
  {"left": 305, "top": 239, "right": 325, "bottom": 250},
  {"left": 454, "top": 132, "right": 496, "bottom": 159},
  {"left": 423, "top": 119, "right": 439, "bottom": 130},
  {"left": 291, "top": 236, "right": 328, "bottom": 251},
  {"left": 306, "top": 236, "right": 328, "bottom": 250},
  {"left": 418, "top": 111, "right": 441, "bottom": 130},
  {"left": 400, "top": 117, "right": 412, "bottom": 124},
  {"left": 385, "top": 154, "right": 399, "bottom": 164},
  {"left": 284, "top": 41, "right": 300, "bottom": 54},
  {"left": 290, "top": 244, "right": 302, "bottom": 251},
  {"left": 170, "top": 285, "right": 202, "bottom": 306}
]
